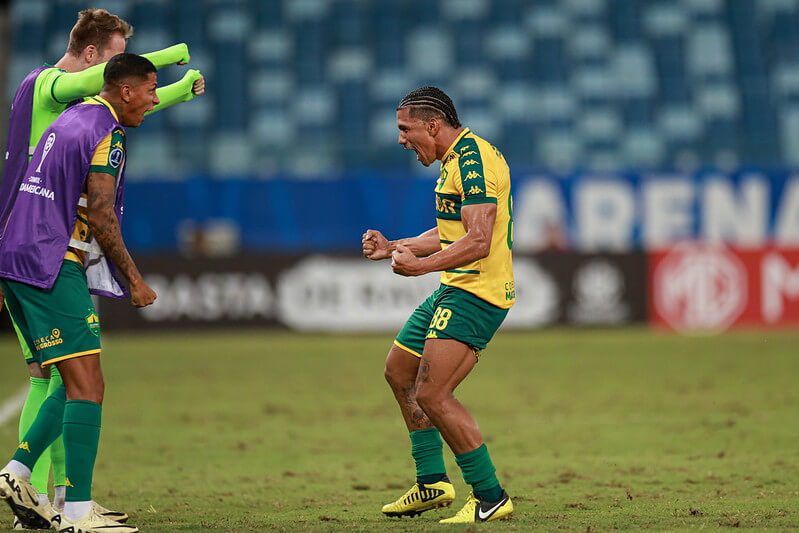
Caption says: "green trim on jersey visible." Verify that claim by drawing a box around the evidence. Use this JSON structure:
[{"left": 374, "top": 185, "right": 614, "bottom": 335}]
[
  {"left": 88, "top": 129, "right": 126, "bottom": 178},
  {"left": 462, "top": 196, "right": 497, "bottom": 206},
  {"left": 454, "top": 136, "right": 488, "bottom": 203}
]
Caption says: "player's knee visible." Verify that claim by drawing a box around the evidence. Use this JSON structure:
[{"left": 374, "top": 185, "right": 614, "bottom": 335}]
[
  {"left": 93, "top": 377, "right": 105, "bottom": 405},
  {"left": 384, "top": 363, "right": 406, "bottom": 390},
  {"left": 28, "top": 362, "right": 50, "bottom": 379},
  {"left": 415, "top": 383, "right": 444, "bottom": 413},
  {"left": 384, "top": 355, "right": 404, "bottom": 388},
  {"left": 67, "top": 374, "right": 105, "bottom": 404}
]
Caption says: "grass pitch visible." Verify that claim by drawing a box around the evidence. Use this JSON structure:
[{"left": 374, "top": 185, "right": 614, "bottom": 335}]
[{"left": 0, "top": 328, "right": 797, "bottom": 531}]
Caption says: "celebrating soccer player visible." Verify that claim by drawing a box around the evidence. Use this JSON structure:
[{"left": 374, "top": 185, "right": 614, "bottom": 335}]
[
  {"left": 363, "top": 87, "right": 515, "bottom": 523},
  {"left": 0, "top": 53, "right": 185, "bottom": 533},
  {"left": 0, "top": 9, "right": 202, "bottom": 530}
]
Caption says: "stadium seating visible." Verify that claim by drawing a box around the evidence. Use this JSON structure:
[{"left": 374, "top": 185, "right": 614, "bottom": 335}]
[{"left": 7, "top": 0, "right": 799, "bottom": 177}]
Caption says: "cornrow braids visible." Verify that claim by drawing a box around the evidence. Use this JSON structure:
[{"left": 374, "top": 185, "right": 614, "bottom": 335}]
[{"left": 398, "top": 86, "right": 461, "bottom": 128}]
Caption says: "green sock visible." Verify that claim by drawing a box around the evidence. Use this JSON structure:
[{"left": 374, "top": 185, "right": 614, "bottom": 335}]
[
  {"left": 63, "top": 400, "right": 102, "bottom": 502},
  {"left": 455, "top": 443, "right": 503, "bottom": 502},
  {"left": 19, "top": 377, "right": 51, "bottom": 493},
  {"left": 410, "top": 428, "right": 447, "bottom": 484},
  {"left": 13, "top": 385, "right": 66, "bottom": 473},
  {"left": 48, "top": 368, "right": 66, "bottom": 488}
]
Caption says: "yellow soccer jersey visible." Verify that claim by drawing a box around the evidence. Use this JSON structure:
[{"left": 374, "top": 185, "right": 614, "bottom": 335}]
[
  {"left": 435, "top": 128, "right": 514, "bottom": 309},
  {"left": 65, "top": 98, "right": 126, "bottom": 265}
]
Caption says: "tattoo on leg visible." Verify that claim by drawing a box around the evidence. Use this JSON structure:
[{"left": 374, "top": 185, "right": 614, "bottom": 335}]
[
  {"left": 416, "top": 358, "right": 431, "bottom": 386},
  {"left": 402, "top": 384, "right": 432, "bottom": 429}
]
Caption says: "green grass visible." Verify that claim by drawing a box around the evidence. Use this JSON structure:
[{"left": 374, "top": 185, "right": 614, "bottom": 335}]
[{"left": 1, "top": 328, "right": 798, "bottom": 531}]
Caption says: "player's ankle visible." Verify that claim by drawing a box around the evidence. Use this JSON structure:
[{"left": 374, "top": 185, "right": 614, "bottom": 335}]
[
  {"left": 64, "top": 500, "right": 92, "bottom": 521},
  {"left": 4, "top": 459, "right": 32, "bottom": 478}
]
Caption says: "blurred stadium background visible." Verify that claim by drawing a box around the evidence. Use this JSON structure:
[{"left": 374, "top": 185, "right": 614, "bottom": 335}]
[
  {"left": 4, "top": 0, "right": 799, "bottom": 333},
  {"left": 1, "top": 1, "right": 799, "bottom": 529}
]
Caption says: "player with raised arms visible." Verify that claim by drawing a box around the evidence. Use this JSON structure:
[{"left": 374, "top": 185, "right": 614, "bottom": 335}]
[
  {"left": 0, "top": 9, "right": 203, "bottom": 529},
  {"left": 0, "top": 52, "right": 178, "bottom": 533},
  {"left": 363, "top": 86, "right": 515, "bottom": 523}
]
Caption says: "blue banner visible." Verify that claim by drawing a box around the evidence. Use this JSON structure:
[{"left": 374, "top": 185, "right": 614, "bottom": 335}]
[{"left": 122, "top": 168, "right": 799, "bottom": 253}]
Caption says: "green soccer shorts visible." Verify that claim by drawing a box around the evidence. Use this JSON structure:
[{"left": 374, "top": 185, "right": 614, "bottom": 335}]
[
  {"left": 394, "top": 284, "right": 509, "bottom": 358},
  {"left": 6, "top": 308, "right": 36, "bottom": 364},
  {"left": 0, "top": 260, "right": 101, "bottom": 367}
]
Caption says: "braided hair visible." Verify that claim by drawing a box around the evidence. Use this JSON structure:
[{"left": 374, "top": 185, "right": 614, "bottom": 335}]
[{"left": 397, "top": 86, "right": 461, "bottom": 128}]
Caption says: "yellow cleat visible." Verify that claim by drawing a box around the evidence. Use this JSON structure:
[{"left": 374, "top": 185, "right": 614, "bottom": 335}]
[
  {"left": 0, "top": 470, "right": 52, "bottom": 530},
  {"left": 439, "top": 490, "right": 513, "bottom": 523},
  {"left": 56, "top": 506, "right": 138, "bottom": 533},
  {"left": 13, "top": 502, "right": 55, "bottom": 529},
  {"left": 90, "top": 501, "right": 128, "bottom": 524},
  {"left": 382, "top": 477, "right": 455, "bottom": 518},
  {"left": 52, "top": 501, "right": 129, "bottom": 528}
]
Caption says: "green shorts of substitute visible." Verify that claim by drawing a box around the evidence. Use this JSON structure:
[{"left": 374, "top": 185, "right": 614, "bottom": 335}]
[
  {"left": 394, "top": 284, "right": 509, "bottom": 358},
  {"left": 0, "top": 260, "right": 101, "bottom": 367},
  {"left": 4, "top": 307, "right": 35, "bottom": 364}
]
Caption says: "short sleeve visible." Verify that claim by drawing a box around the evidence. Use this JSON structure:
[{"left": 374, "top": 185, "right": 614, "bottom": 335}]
[
  {"left": 456, "top": 138, "right": 497, "bottom": 206},
  {"left": 89, "top": 128, "right": 126, "bottom": 177}
]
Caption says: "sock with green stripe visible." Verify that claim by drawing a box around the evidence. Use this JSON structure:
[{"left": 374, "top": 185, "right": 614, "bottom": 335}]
[
  {"left": 455, "top": 443, "right": 504, "bottom": 502},
  {"left": 410, "top": 428, "right": 447, "bottom": 484},
  {"left": 13, "top": 385, "right": 66, "bottom": 473},
  {"left": 63, "top": 400, "right": 102, "bottom": 502},
  {"left": 18, "top": 376, "right": 51, "bottom": 493},
  {"left": 48, "top": 368, "right": 67, "bottom": 492}
]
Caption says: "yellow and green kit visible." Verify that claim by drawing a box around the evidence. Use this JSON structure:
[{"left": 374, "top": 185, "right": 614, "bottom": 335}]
[{"left": 395, "top": 128, "right": 514, "bottom": 357}]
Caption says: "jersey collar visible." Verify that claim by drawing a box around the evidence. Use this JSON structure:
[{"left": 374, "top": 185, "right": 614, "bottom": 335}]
[
  {"left": 86, "top": 95, "right": 120, "bottom": 122},
  {"left": 440, "top": 127, "right": 470, "bottom": 167}
]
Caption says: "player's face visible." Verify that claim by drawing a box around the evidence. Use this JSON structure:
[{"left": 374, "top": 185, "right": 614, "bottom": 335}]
[
  {"left": 121, "top": 72, "right": 159, "bottom": 127},
  {"left": 397, "top": 108, "right": 436, "bottom": 167},
  {"left": 92, "top": 33, "right": 127, "bottom": 67}
]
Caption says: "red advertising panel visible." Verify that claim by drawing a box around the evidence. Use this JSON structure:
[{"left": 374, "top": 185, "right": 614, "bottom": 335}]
[{"left": 649, "top": 244, "right": 799, "bottom": 332}]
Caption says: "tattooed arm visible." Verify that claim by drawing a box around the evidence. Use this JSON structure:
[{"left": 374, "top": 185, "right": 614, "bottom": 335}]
[{"left": 86, "top": 171, "right": 156, "bottom": 307}]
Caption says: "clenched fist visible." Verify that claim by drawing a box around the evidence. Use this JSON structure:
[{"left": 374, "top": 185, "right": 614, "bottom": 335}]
[{"left": 362, "top": 229, "right": 392, "bottom": 260}]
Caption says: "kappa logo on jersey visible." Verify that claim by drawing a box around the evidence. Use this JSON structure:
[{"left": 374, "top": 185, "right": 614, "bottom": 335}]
[
  {"left": 461, "top": 159, "right": 478, "bottom": 166},
  {"left": 109, "top": 147, "right": 124, "bottom": 168},
  {"left": 464, "top": 171, "right": 482, "bottom": 181},
  {"left": 17, "top": 442, "right": 30, "bottom": 453},
  {"left": 426, "top": 330, "right": 438, "bottom": 339},
  {"left": 65, "top": 478, "right": 74, "bottom": 488},
  {"left": 467, "top": 186, "right": 485, "bottom": 195},
  {"left": 460, "top": 150, "right": 477, "bottom": 157}
]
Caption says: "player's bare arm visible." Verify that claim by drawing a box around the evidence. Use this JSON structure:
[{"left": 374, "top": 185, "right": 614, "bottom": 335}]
[
  {"left": 391, "top": 203, "right": 497, "bottom": 277},
  {"left": 86, "top": 171, "right": 156, "bottom": 307},
  {"left": 363, "top": 227, "right": 441, "bottom": 260}
]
